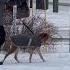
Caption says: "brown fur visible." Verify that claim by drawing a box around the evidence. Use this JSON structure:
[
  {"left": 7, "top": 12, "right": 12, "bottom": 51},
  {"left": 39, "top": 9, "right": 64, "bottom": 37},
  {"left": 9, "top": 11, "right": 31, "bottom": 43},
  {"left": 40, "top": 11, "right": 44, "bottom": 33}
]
[{"left": 0, "top": 33, "right": 50, "bottom": 64}]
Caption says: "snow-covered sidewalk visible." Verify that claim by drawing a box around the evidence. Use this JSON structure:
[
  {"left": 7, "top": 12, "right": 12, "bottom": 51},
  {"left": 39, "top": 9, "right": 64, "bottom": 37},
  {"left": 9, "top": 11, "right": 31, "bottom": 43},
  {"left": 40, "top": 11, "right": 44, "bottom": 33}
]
[{"left": 0, "top": 53, "right": 70, "bottom": 70}]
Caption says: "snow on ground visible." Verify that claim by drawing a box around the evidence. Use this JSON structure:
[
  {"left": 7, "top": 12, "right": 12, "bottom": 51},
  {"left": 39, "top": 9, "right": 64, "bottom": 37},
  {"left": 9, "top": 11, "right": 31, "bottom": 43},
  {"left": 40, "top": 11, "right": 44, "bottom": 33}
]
[
  {"left": 0, "top": 53, "right": 70, "bottom": 70},
  {"left": 0, "top": 2, "right": 70, "bottom": 70},
  {"left": 37, "top": 9, "right": 70, "bottom": 53}
]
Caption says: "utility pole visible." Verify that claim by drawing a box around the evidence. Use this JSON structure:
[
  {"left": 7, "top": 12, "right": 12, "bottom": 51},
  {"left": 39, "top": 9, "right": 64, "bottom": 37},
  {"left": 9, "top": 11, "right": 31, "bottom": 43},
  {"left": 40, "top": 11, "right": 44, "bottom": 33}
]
[
  {"left": 0, "top": 0, "right": 7, "bottom": 25},
  {"left": 53, "top": 0, "right": 59, "bottom": 12},
  {"left": 36, "top": 0, "right": 48, "bottom": 10},
  {"left": 30, "top": 0, "right": 33, "bottom": 8},
  {"left": 69, "top": 11, "right": 70, "bottom": 52},
  {"left": 12, "top": 5, "right": 17, "bottom": 35}
]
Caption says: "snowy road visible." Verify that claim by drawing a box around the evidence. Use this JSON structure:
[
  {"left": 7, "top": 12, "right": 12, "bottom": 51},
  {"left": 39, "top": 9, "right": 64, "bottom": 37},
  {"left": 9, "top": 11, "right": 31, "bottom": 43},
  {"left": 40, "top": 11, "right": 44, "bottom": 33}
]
[{"left": 0, "top": 53, "right": 70, "bottom": 70}]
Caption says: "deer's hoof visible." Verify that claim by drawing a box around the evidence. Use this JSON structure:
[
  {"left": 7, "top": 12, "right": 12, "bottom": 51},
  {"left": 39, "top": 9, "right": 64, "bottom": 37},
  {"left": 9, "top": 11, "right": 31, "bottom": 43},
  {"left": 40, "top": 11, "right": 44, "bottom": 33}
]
[{"left": 0, "top": 62, "right": 3, "bottom": 65}]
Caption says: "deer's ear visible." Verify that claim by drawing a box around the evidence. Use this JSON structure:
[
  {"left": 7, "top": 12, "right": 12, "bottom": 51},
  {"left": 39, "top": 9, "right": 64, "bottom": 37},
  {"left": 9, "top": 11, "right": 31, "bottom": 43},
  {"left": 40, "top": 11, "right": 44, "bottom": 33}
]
[{"left": 38, "top": 33, "right": 46, "bottom": 40}]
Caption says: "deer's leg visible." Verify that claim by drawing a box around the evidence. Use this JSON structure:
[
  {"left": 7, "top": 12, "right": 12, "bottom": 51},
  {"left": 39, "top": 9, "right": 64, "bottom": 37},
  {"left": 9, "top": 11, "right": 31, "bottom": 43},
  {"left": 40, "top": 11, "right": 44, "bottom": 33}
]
[
  {"left": 0, "top": 44, "right": 17, "bottom": 65},
  {"left": 28, "top": 48, "right": 34, "bottom": 63},
  {"left": 36, "top": 47, "right": 45, "bottom": 62},
  {"left": 14, "top": 48, "right": 20, "bottom": 63},
  {"left": 29, "top": 52, "right": 33, "bottom": 63}
]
